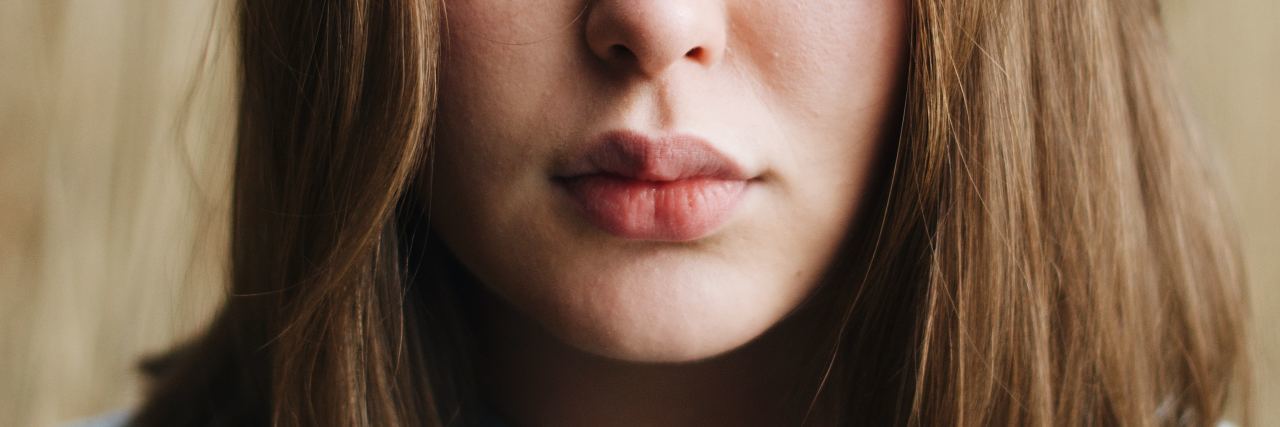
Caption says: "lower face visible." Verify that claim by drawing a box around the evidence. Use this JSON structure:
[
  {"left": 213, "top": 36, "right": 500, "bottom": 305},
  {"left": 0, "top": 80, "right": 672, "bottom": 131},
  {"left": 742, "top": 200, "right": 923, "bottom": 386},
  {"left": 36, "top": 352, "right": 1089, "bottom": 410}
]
[{"left": 431, "top": 0, "right": 906, "bottom": 362}]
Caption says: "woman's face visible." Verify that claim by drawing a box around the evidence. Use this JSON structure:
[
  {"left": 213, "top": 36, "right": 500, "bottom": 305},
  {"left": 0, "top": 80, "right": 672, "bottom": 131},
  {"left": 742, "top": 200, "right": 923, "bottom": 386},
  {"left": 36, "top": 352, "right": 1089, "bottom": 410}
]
[{"left": 432, "top": 0, "right": 906, "bottom": 362}]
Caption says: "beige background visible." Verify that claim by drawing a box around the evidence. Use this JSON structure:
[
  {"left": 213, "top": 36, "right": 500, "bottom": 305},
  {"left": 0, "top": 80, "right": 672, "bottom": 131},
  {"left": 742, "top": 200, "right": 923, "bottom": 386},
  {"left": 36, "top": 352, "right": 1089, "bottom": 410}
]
[{"left": 1, "top": 1, "right": 1275, "bottom": 425}]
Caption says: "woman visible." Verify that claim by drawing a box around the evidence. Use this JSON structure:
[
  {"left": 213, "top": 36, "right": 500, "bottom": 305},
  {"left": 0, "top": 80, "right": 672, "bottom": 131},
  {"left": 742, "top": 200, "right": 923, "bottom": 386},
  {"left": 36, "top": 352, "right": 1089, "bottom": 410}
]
[{"left": 128, "top": 0, "right": 1249, "bottom": 425}]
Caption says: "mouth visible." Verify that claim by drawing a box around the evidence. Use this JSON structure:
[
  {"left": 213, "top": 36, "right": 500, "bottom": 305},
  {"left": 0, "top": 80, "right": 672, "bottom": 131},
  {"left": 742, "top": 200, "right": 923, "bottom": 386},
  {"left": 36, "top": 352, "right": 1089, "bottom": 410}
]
[{"left": 553, "top": 130, "right": 755, "bottom": 242}]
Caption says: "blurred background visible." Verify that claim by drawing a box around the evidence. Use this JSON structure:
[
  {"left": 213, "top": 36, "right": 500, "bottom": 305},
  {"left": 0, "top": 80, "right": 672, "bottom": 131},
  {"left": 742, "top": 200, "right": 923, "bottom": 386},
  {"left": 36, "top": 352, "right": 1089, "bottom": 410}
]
[{"left": 1, "top": 0, "right": 1275, "bottom": 425}]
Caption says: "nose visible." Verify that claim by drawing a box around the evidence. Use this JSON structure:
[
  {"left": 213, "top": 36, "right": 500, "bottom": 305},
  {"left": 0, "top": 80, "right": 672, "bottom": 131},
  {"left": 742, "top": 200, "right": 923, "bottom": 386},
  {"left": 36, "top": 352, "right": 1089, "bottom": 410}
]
[{"left": 584, "top": 1, "right": 727, "bottom": 77}]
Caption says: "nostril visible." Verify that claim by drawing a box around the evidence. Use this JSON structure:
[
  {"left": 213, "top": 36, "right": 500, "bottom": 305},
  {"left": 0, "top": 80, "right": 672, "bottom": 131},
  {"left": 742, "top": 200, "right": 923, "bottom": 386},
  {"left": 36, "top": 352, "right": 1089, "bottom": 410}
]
[
  {"left": 609, "top": 44, "right": 636, "bottom": 62},
  {"left": 685, "top": 46, "right": 703, "bottom": 59}
]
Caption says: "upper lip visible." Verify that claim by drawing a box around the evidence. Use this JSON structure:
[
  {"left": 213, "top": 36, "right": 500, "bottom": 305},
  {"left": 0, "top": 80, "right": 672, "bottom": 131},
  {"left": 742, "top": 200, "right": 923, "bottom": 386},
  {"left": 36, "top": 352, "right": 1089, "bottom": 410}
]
[{"left": 554, "top": 130, "right": 751, "bottom": 181}]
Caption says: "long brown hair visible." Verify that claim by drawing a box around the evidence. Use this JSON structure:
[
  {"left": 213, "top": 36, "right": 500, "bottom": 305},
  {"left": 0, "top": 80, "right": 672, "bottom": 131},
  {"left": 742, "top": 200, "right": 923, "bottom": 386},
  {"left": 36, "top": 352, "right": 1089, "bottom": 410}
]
[{"left": 133, "top": 0, "right": 1249, "bottom": 425}]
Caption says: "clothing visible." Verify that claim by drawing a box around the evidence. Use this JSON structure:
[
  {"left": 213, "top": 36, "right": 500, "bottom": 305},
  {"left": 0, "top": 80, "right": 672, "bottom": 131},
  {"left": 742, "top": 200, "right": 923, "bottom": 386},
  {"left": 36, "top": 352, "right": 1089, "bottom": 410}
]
[{"left": 64, "top": 409, "right": 130, "bottom": 427}]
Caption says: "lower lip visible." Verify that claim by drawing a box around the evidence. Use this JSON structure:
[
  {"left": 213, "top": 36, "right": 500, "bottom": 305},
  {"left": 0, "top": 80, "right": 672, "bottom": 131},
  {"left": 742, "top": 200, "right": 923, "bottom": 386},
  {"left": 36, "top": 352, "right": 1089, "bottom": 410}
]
[{"left": 556, "top": 175, "right": 749, "bottom": 241}]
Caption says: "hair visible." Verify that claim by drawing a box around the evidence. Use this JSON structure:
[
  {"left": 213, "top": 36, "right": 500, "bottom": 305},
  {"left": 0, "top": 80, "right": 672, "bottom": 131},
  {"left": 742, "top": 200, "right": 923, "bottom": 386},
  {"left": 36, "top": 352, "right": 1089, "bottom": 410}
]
[{"left": 133, "top": 0, "right": 1249, "bottom": 425}]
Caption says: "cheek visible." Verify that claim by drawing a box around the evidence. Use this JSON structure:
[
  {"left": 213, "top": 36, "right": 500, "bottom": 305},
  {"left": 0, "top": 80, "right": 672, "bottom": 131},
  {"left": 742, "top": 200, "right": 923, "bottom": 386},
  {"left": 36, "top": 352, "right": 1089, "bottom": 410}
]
[
  {"left": 437, "top": 0, "right": 588, "bottom": 139},
  {"left": 733, "top": 0, "right": 906, "bottom": 116},
  {"left": 733, "top": 0, "right": 906, "bottom": 229},
  {"left": 433, "top": 3, "right": 583, "bottom": 228}
]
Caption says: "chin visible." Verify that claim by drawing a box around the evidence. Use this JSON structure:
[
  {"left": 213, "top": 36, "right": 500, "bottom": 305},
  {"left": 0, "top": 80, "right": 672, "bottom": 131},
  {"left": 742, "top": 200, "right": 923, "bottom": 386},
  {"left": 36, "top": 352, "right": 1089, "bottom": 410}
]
[
  {"left": 545, "top": 307, "right": 777, "bottom": 364},
  {"left": 513, "top": 262, "right": 801, "bottom": 364}
]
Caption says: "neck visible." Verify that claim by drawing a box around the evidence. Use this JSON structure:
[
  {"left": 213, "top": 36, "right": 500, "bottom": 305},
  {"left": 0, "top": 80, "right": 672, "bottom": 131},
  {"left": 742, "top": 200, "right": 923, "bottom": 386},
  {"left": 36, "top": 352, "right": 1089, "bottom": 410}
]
[{"left": 471, "top": 287, "right": 820, "bottom": 427}]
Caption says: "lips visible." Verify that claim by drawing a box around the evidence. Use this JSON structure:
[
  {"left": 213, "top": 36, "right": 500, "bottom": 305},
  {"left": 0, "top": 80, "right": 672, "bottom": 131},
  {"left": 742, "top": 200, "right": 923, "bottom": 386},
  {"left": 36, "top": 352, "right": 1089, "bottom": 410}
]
[{"left": 553, "top": 130, "right": 752, "bottom": 241}]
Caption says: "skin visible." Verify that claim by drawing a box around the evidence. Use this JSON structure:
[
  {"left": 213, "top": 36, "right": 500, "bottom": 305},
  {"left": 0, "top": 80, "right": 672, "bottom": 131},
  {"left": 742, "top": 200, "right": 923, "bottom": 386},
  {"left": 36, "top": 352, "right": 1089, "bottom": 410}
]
[{"left": 431, "top": 0, "right": 906, "bottom": 424}]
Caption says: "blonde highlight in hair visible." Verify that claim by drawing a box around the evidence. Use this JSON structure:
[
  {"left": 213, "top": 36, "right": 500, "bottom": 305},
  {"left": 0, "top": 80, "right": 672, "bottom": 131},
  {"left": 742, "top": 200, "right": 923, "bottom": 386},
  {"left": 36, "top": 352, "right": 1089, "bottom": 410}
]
[{"left": 133, "top": 0, "right": 1248, "bottom": 425}]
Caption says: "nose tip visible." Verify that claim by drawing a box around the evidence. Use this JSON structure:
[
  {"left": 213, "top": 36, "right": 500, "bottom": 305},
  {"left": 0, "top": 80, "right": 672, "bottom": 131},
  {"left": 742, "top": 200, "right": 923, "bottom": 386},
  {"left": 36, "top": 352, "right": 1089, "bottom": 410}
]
[{"left": 585, "top": 1, "right": 726, "bottom": 77}]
